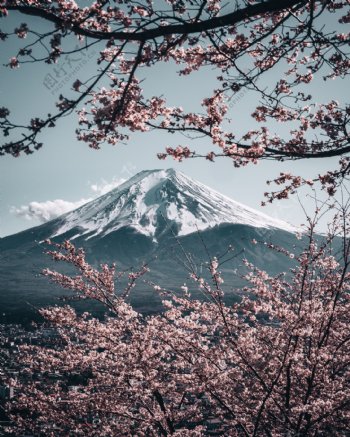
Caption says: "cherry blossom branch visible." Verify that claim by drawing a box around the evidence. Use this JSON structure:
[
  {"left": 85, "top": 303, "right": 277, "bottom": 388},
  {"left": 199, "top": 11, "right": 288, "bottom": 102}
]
[{"left": 6, "top": 0, "right": 308, "bottom": 42}]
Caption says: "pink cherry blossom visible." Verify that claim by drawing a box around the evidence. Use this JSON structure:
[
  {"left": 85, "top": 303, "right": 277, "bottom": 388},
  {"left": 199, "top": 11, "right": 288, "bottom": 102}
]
[{"left": 3, "top": 205, "right": 350, "bottom": 435}]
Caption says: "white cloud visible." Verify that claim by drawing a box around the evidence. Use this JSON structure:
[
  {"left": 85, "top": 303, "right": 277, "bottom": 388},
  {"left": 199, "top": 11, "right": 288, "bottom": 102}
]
[
  {"left": 10, "top": 176, "right": 126, "bottom": 223},
  {"left": 11, "top": 198, "right": 91, "bottom": 223},
  {"left": 90, "top": 177, "right": 126, "bottom": 196}
]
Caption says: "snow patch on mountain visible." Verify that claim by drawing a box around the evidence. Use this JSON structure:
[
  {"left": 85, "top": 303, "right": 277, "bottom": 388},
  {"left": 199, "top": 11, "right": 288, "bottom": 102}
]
[{"left": 51, "top": 169, "right": 296, "bottom": 240}]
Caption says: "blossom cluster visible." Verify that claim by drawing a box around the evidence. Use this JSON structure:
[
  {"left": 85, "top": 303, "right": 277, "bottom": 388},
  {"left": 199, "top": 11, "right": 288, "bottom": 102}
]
[{"left": 5, "top": 210, "right": 350, "bottom": 436}]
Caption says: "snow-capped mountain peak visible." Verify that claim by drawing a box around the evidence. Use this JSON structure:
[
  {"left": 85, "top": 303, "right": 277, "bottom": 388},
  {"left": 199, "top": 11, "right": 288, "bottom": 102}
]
[{"left": 52, "top": 169, "right": 296, "bottom": 240}]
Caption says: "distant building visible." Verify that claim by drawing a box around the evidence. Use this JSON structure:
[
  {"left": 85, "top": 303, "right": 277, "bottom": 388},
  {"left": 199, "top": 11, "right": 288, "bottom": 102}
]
[{"left": 0, "top": 385, "right": 14, "bottom": 400}]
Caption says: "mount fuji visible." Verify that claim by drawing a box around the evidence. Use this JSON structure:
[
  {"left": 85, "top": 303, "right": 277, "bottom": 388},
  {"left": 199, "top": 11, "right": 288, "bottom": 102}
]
[
  {"left": 0, "top": 169, "right": 299, "bottom": 323},
  {"left": 49, "top": 168, "right": 295, "bottom": 241}
]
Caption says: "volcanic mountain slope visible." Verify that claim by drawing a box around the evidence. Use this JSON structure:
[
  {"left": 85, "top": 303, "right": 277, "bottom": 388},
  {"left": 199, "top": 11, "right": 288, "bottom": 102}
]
[
  {"left": 0, "top": 169, "right": 300, "bottom": 323},
  {"left": 47, "top": 168, "right": 296, "bottom": 241}
]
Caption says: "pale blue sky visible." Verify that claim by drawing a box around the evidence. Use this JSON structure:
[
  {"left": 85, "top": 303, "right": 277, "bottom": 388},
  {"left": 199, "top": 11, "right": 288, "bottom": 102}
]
[{"left": 0, "top": 10, "right": 347, "bottom": 237}]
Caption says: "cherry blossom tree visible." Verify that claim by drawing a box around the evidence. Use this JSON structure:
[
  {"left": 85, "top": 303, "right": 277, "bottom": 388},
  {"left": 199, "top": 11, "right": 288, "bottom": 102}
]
[
  {"left": 1, "top": 0, "right": 349, "bottom": 198},
  {"left": 5, "top": 200, "right": 350, "bottom": 436}
]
